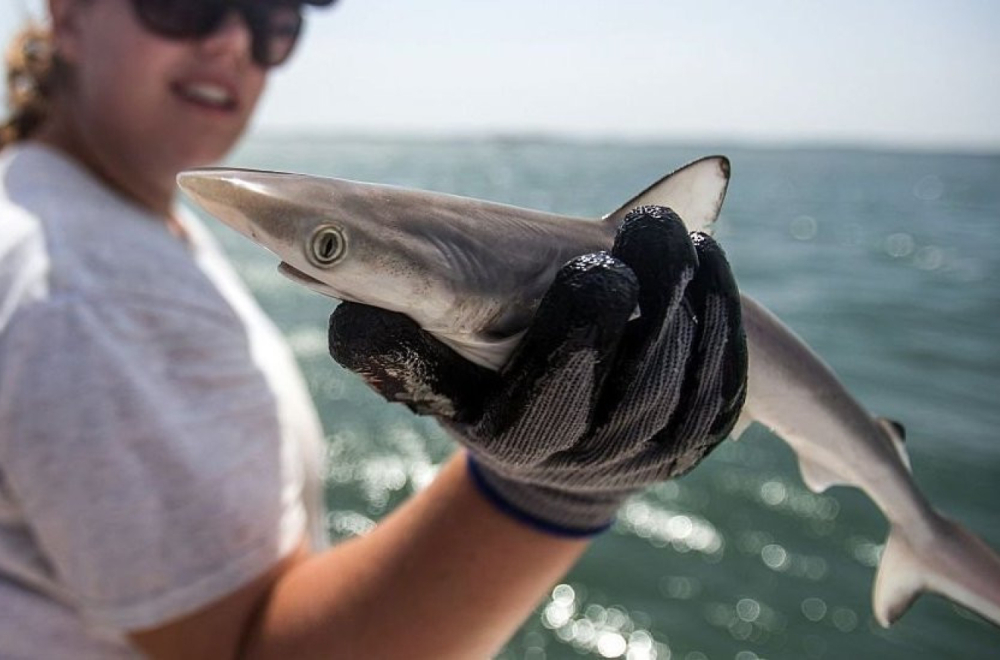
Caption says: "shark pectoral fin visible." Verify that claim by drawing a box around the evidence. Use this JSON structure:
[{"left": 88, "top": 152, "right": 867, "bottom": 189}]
[
  {"left": 601, "top": 155, "right": 731, "bottom": 234},
  {"left": 875, "top": 417, "right": 912, "bottom": 473},
  {"left": 435, "top": 330, "right": 526, "bottom": 372},
  {"left": 873, "top": 526, "right": 926, "bottom": 627},
  {"left": 796, "top": 456, "right": 845, "bottom": 493}
]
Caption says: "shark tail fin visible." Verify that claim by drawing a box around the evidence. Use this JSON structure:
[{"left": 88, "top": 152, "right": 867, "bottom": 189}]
[
  {"left": 873, "top": 516, "right": 1000, "bottom": 627},
  {"left": 601, "top": 156, "right": 731, "bottom": 235}
]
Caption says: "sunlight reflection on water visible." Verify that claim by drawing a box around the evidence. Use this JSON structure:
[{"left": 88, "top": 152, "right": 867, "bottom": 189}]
[{"left": 541, "top": 584, "right": 669, "bottom": 659}]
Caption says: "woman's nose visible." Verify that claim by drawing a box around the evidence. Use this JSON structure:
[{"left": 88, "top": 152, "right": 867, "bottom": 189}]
[{"left": 198, "top": 10, "right": 254, "bottom": 64}]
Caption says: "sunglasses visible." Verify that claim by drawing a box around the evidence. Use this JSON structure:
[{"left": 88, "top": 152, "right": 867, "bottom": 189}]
[{"left": 131, "top": 0, "right": 319, "bottom": 68}]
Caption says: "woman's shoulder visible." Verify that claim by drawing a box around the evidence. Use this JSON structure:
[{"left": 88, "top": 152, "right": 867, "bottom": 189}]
[
  {"left": 0, "top": 142, "right": 233, "bottom": 319},
  {"left": 1, "top": 141, "right": 97, "bottom": 204},
  {"left": 0, "top": 145, "right": 57, "bottom": 328}
]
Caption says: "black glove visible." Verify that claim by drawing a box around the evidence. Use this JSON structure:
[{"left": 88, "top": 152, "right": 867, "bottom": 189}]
[{"left": 330, "top": 206, "right": 747, "bottom": 535}]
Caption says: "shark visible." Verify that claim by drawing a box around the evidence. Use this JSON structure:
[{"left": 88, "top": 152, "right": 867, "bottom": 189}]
[{"left": 177, "top": 156, "right": 1000, "bottom": 629}]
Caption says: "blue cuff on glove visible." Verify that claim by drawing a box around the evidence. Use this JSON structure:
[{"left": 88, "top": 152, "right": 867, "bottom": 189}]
[{"left": 465, "top": 454, "right": 615, "bottom": 539}]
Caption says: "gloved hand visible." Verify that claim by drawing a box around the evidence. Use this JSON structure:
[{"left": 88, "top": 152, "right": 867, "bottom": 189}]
[{"left": 329, "top": 206, "right": 747, "bottom": 535}]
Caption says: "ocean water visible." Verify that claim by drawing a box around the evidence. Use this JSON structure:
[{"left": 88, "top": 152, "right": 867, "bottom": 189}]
[{"left": 208, "top": 136, "right": 1000, "bottom": 659}]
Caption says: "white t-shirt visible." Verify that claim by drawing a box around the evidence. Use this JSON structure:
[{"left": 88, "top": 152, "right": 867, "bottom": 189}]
[{"left": 0, "top": 143, "right": 327, "bottom": 658}]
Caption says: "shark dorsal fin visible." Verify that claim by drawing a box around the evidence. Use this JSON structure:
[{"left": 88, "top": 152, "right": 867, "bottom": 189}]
[{"left": 602, "top": 155, "right": 731, "bottom": 235}]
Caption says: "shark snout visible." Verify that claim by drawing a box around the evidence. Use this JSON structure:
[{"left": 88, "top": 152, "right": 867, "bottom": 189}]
[
  {"left": 176, "top": 168, "right": 273, "bottom": 238},
  {"left": 177, "top": 167, "right": 356, "bottom": 271}
]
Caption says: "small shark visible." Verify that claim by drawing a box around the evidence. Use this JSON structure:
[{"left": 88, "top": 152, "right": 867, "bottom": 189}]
[{"left": 178, "top": 157, "right": 1000, "bottom": 628}]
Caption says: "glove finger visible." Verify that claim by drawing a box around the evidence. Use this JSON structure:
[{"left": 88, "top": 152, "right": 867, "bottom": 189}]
[
  {"left": 472, "top": 252, "right": 639, "bottom": 461},
  {"left": 611, "top": 206, "right": 699, "bottom": 343},
  {"left": 655, "top": 232, "right": 748, "bottom": 470},
  {"left": 504, "top": 252, "right": 639, "bottom": 380},
  {"left": 593, "top": 206, "right": 700, "bottom": 425},
  {"left": 591, "top": 234, "right": 747, "bottom": 483},
  {"left": 328, "top": 302, "right": 496, "bottom": 419}
]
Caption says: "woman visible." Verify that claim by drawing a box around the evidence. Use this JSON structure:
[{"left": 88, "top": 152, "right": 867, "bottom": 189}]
[{"left": 0, "top": 1, "right": 747, "bottom": 658}]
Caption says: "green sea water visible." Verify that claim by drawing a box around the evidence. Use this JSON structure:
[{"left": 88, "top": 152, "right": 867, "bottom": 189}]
[{"left": 205, "top": 136, "right": 1000, "bottom": 659}]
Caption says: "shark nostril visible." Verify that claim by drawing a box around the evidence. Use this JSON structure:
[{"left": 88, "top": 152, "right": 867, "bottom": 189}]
[{"left": 308, "top": 225, "right": 346, "bottom": 266}]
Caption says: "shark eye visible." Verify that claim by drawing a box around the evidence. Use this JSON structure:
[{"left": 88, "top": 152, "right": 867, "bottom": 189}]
[{"left": 308, "top": 225, "right": 346, "bottom": 266}]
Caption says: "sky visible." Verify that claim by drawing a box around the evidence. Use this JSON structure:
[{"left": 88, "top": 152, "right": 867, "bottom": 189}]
[{"left": 3, "top": 0, "right": 999, "bottom": 151}]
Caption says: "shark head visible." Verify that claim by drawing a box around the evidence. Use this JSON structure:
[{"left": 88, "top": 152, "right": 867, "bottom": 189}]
[{"left": 177, "top": 167, "right": 476, "bottom": 324}]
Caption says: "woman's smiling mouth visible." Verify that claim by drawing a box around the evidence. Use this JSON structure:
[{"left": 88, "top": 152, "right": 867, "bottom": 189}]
[{"left": 172, "top": 80, "right": 239, "bottom": 112}]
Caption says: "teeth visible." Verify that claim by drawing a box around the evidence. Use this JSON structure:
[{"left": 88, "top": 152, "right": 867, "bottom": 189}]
[{"left": 180, "top": 83, "right": 233, "bottom": 107}]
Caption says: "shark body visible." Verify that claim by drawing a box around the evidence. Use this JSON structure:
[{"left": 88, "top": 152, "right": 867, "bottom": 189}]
[{"left": 178, "top": 156, "right": 1000, "bottom": 628}]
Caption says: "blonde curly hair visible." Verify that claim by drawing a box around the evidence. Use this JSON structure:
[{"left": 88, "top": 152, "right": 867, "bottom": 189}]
[{"left": 1, "top": 24, "right": 58, "bottom": 149}]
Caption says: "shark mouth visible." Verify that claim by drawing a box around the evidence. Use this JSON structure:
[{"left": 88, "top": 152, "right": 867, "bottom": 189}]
[{"left": 277, "top": 262, "right": 347, "bottom": 301}]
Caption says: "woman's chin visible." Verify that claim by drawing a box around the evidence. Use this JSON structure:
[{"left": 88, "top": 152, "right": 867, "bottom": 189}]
[{"left": 172, "top": 141, "right": 238, "bottom": 172}]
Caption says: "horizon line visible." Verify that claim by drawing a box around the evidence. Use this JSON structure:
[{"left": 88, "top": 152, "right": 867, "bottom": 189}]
[{"left": 244, "top": 127, "right": 1000, "bottom": 158}]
